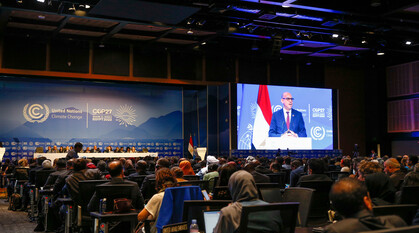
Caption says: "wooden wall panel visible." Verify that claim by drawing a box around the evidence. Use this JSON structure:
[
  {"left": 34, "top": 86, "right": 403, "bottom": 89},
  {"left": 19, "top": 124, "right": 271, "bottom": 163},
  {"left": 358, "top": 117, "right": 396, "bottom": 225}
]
[{"left": 387, "top": 100, "right": 412, "bottom": 132}]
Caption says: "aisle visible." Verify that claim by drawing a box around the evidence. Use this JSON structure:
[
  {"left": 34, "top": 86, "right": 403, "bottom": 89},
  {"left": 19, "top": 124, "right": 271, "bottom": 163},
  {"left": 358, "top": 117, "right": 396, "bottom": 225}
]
[{"left": 0, "top": 199, "right": 36, "bottom": 233}]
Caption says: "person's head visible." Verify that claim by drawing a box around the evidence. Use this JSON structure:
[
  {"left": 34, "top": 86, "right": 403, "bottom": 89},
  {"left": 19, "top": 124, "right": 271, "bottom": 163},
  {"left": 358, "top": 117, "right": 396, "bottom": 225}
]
[
  {"left": 307, "top": 158, "right": 325, "bottom": 174},
  {"left": 270, "top": 163, "right": 282, "bottom": 173},
  {"left": 403, "top": 170, "right": 419, "bottom": 186},
  {"left": 408, "top": 155, "right": 418, "bottom": 167},
  {"left": 208, "top": 163, "right": 219, "bottom": 172},
  {"left": 53, "top": 145, "right": 57, "bottom": 150},
  {"left": 73, "top": 159, "right": 87, "bottom": 171},
  {"left": 74, "top": 142, "right": 83, "bottom": 153},
  {"left": 218, "top": 163, "right": 238, "bottom": 186},
  {"left": 229, "top": 170, "right": 258, "bottom": 202},
  {"left": 47, "top": 146, "right": 51, "bottom": 150},
  {"left": 55, "top": 158, "right": 67, "bottom": 169},
  {"left": 136, "top": 160, "right": 147, "bottom": 173},
  {"left": 179, "top": 160, "right": 194, "bottom": 175},
  {"left": 155, "top": 168, "right": 177, "bottom": 192},
  {"left": 37, "top": 156, "right": 47, "bottom": 166},
  {"left": 42, "top": 160, "right": 52, "bottom": 169},
  {"left": 170, "top": 166, "right": 184, "bottom": 179},
  {"left": 108, "top": 160, "right": 124, "bottom": 178},
  {"left": 284, "top": 156, "right": 291, "bottom": 165},
  {"left": 330, "top": 178, "right": 372, "bottom": 217},
  {"left": 291, "top": 160, "right": 302, "bottom": 170},
  {"left": 340, "top": 158, "right": 351, "bottom": 168},
  {"left": 18, "top": 158, "right": 28, "bottom": 167},
  {"left": 364, "top": 172, "right": 395, "bottom": 203},
  {"left": 156, "top": 158, "right": 170, "bottom": 171},
  {"left": 384, "top": 158, "right": 400, "bottom": 175},
  {"left": 358, "top": 161, "right": 382, "bottom": 181},
  {"left": 281, "top": 92, "right": 294, "bottom": 111},
  {"left": 275, "top": 156, "right": 284, "bottom": 165},
  {"left": 93, "top": 146, "right": 97, "bottom": 150},
  {"left": 97, "top": 160, "right": 107, "bottom": 172},
  {"left": 66, "top": 159, "right": 75, "bottom": 170}
]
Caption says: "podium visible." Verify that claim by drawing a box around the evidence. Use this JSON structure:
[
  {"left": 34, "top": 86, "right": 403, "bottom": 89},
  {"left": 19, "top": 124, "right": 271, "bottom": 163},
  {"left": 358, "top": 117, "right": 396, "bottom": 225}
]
[
  {"left": 0, "top": 148, "right": 5, "bottom": 161},
  {"left": 263, "top": 137, "right": 312, "bottom": 150}
]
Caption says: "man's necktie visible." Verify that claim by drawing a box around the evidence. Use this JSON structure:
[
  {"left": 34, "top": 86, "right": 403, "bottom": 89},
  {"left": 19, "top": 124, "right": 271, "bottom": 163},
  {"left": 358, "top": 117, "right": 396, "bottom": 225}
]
[{"left": 286, "top": 111, "right": 290, "bottom": 130}]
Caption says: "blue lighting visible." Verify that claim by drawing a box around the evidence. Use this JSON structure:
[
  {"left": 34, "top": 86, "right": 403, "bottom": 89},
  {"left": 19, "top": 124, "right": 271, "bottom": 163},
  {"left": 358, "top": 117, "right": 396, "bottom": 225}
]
[
  {"left": 412, "top": 132, "right": 419, "bottom": 137},
  {"left": 240, "top": 0, "right": 345, "bottom": 14},
  {"left": 229, "top": 33, "right": 272, "bottom": 39},
  {"left": 292, "top": 15, "right": 323, "bottom": 22},
  {"left": 228, "top": 5, "right": 261, "bottom": 14},
  {"left": 275, "top": 12, "right": 295, "bottom": 18}
]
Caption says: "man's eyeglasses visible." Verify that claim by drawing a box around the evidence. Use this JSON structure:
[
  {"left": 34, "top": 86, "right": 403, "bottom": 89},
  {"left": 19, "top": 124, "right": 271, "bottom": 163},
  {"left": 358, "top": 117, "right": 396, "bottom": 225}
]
[{"left": 282, "top": 98, "right": 294, "bottom": 101}]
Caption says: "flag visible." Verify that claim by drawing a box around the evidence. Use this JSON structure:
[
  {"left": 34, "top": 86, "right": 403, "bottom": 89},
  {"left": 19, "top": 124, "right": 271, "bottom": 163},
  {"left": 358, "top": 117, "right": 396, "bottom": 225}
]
[
  {"left": 252, "top": 85, "right": 272, "bottom": 149},
  {"left": 188, "top": 134, "right": 194, "bottom": 156}
]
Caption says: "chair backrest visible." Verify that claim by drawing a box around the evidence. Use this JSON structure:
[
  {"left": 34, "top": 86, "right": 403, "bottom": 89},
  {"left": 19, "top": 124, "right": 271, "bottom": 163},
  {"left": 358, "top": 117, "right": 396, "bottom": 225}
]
[
  {"left": 78, "top": 180, "right": 108, "bottom": 211},
  {"left": 358, "top": 225, "right": 419, "bottom": 233},
  {"left": 327, "top": 171, "right": 350, "bottom": 181},
  {"left": 183, "top": 175, "right": 200, "bottom": 181},
  {"left": 256, "top": 183, "right": 283, "bottom": 203},
  {"left": 95, "top": 184, "right": 136, "bottom": 212},
  {"left": 238, "top": 202, "right": 299, "bottom": 233},
  {"left": 212, "top": 186, "right": 232, "bottom": 200},
  {"left": 282, "top": 169, "right": 292, "bottom": 184},
  {"left": 373, "top": 204, "right": 418, "bottom": 225},
  {"left": 283, "top": 187, "right": 315, "bottom": 227},
  {"left": 35, "top": 169, "right": 55, "bottom": 188},
  {"left": 127, "top": 175, "right": 147, "bottom": 188},
  {"left": 14, "top": 168, "right": 29, "bottom": 180},
  {"left": 267, "top": 173, "right": 286, "bottom": 188},
  {"left": 156, "top": 186, "right": 203, "bottom": 233},
  {"left": 208, "top": 176, "right": 218, "bottom": 193},
  {"left": 299, "top": 180, "right": 333, "bottom": 224},
  {"left": 399, "top": 186, "right": 419, "bottom": 205},
  {"left": 178, "top": 180, "right": 209, "bottom": 192},
  {"left": 144, "top": 178, "right": 157, "bottom": 200},
  {"left": 182, "top": 200, "right": 231, "bottom": 230}
]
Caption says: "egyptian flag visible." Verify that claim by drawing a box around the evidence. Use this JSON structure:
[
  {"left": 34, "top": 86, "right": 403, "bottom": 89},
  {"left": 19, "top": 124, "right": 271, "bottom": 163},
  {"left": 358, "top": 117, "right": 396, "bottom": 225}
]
[
  {"left": 188, "top": 134, "right": 194, "bottom": 156},
  {"left": 252, "top": 85, "right": 272, "bottom": 149}
]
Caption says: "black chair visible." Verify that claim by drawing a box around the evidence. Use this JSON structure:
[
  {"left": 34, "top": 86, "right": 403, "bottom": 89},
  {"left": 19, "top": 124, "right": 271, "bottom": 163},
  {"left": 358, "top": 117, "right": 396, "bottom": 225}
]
[
  {"left": 282, "top": 187, "right": 315, "bottom": 227},
  {"left": 182, "top": 200, "right": 231, "bottom": 231},
  {"left": 95, "top": 184, "right": 137, "bottom": 212},
  {"left": 282, "top": 169, "right": 292, "bottom": 184},
  {"left": 267, "top": 173, "right": 286, "bottom": 188},
  {"left": 178, "top": 180, "right": 209, "bottom": 192},
  {"left": 300, "top": 180, "right": 333, "bottom": 226},
  {"left": 238, "top": 202, "right": 299, "bottom": 233},
  {"left": 358, "top": 225, "right": 419, "bottom": 233},
  {"left": 143, "top": 178, "right": 157, "bottom": 201},
  {"left": 373, "top": 204, "right": 418, "bottom": 225},
  {"left": 127, "top": 175, "right": 147, "bottom": 188},
  {"left": 207, "top": 176, "right": 218, "bottom": 194},
  {"left": 399, "top": 186, "right": 419, "bottom": 206},
  {"left": 212, "top": 186, "right": 232, "bottom": 200},
  {"left": 327, "top": 171, "right": 350, "bottom": 182},
  {"left": 256, "top": 183, "right": 283, "bottom": 203},
  {"left": 183, "top": 175, "right": 200, "bottom": 181}
]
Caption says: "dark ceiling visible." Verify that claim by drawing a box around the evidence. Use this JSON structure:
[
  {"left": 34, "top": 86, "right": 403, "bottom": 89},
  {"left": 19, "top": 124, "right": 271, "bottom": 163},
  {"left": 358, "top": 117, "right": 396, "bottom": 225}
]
[{"left": 1, "top": 0, "right": 419, "bottom": 63}]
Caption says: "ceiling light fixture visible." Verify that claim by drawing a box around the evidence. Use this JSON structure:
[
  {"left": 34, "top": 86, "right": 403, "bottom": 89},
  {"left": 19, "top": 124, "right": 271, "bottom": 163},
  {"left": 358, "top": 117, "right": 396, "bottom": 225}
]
[
  {"left": 332, "top": 34, "right": 339, "bottom": 38},
  {"left": 362, "top": 40, "right": 367, "bottom": 44},
  {"left": 405, "top": 41, "right": 412, "bottom": 45},
  {"left": 377, "top": 51, "right": 385, "bottom": 56}
]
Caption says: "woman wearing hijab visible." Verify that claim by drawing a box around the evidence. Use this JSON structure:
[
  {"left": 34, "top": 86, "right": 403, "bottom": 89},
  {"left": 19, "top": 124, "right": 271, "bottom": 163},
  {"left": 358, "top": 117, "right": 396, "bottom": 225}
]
[
  {"left": 214, "top": 170, "right": 283, "bottom": 233},
  {"left": 365, "top": 172, "right": 396, "bottom": 205},
  {"left": 179, "top": 160, "right": 195, "bottom": 176}
]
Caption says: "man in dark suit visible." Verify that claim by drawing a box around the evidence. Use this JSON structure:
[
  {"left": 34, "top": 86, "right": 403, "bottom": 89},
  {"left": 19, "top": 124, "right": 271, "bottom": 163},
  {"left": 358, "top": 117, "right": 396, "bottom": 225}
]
[
  {"left": 269, "top": 92, "right": 307, "bottom": 137},
  {"left": 88, "top": 160, "right": 144, "bottom": 211},
  {"left": 297, "top": 158, "right": 331, "bottom": 186},
  {"left": 325, "top": 178, "right": 406, "bottom": 233},
  {"left": 290, "top": 160, "right": 305, "bottom": 187},
  {"left": 65, "top": 142, "right": 83, "bottom": 160},
  {"left": 91, "top": 146, "right": 101, "bottom": 153}
]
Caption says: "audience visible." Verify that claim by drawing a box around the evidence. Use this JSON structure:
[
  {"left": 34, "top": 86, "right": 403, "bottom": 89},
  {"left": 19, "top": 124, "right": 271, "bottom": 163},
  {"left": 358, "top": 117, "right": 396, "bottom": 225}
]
[
  {"left": 384, "top": 158, "right": 406, "bottom": 190},
  {"left": 290, "top": 159, "right": 305, "bottom": 187},
  {"left": 214, "top": 170, "right": 282, "bottom": 233},
  {"left": 325, "top": 178, "right": 406, "bottom": 233},
  {"left": 170, "top": 166, "right": 187, "bottom": 182},
  {"left": 297, "top": 158, "right": 332, "bottom": 186}
]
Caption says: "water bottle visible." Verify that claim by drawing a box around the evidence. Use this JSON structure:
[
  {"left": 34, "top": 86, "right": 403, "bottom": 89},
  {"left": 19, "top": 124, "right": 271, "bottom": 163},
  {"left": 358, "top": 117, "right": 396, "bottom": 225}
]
[
  {"left": 100, "top": 198, "right": 106, "bottom": 213},
  {"left": 190, "top": 219, "right": 199, "bottom": 233}
]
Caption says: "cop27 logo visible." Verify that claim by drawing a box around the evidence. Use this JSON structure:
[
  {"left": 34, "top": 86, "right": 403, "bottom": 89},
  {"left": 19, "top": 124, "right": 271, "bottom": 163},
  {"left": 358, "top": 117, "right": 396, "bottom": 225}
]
[
  {"left": 23, "top": 104, "right": 50, "bottom": 123},
  {"left": 310, "top": 126, "right": 325, "bottom": 140}
]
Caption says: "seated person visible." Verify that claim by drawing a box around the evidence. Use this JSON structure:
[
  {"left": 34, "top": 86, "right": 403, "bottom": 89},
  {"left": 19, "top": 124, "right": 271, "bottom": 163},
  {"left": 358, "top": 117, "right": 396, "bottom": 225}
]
[
  {"left": 297, "top": 158, "right": 332, "bottom": 186},
  {"left": 243, "top": 161, "right": 270, "bottom": 183},
  {"left": 88, "top": 160, "right": 144, "bottom": 211},
  {"left": 137, "top": 168, "right": 177, "bottom": 233},
  {"left": 179, "top": 160, "right": 195, "bottom": 176},
  {"left": 170, "top": 166, "right": 187, "bottom": 183},
  {"left": 325, "top": 178, "right": 406, "bottom": 233},
  {"left": 129, "top": 160, "right": 149, "bottom": 178},
  {"left": 364, "top": 172, "right": 396, "bottom": 205},
  {"left": 214, "top": 170, "right": 282, "bottom": 233}
]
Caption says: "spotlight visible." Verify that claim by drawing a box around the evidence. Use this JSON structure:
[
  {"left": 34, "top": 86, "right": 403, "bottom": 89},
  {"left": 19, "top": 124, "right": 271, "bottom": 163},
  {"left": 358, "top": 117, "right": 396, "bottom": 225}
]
[
  {"left": 201, "top": 42, "right": 206, "bottom": 45},
  {"left": 405, "top": 41, "right": 412, "bottom": 45},
  {"left": 85, "top": 5, "right": 90, "bottom": 9},
  {"left": 332, "top": 34, "right": 339, "bottom": 38},
  {"left": 37, "top": 0, "right": 45, "bottom": 2},
  {"left": 187, "top": 30, "right": 194, "bottom": 35},
  {"left": 377, "top": 51, "right": 385, "bottom": 56},
  {"left": 362, "top": 40, "right": 367, "bottom": 44},
  {"left": 16, "top": 0, "right": 23, "bottom": 3}
]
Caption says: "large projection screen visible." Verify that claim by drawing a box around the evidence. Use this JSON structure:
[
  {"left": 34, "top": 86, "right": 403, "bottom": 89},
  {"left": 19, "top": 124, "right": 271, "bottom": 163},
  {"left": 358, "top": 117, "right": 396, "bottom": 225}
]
[{"left": 237, "top": 83, "right": 334, "bottom": 150}]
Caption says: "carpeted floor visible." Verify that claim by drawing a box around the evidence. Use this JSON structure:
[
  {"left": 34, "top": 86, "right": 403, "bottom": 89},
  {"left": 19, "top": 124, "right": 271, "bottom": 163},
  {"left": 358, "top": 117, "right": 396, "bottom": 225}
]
[{"left": 0, "top": 198, "right": 36, "bottom": 233}]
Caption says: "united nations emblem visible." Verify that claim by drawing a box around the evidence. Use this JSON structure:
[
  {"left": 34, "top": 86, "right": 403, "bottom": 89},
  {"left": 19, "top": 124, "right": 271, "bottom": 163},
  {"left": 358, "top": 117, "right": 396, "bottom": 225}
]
[{"left": 23, "top": 104, "right": 50, "bottom": 123}]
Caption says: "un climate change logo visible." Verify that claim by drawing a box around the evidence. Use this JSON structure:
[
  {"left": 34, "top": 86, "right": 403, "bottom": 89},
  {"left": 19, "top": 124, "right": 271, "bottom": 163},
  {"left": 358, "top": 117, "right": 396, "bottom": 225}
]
[
  {"left": 310, "top": 126, "right": 325, "bottom": 140},
  {"left": 23, "top": 104, "right": 50, "bottom": 123}
]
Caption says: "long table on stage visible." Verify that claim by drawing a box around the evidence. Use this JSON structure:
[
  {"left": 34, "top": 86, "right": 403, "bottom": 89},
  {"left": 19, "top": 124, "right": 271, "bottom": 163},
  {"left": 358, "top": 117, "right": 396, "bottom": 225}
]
[{"left": 34, "top": 152, "right": 158, "bottom": 160}]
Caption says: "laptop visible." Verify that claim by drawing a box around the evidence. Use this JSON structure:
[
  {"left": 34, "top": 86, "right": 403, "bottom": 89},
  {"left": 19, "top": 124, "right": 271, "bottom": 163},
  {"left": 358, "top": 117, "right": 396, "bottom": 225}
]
[{"left": 203, "top": 210, "right": 220, "bottom": 233}]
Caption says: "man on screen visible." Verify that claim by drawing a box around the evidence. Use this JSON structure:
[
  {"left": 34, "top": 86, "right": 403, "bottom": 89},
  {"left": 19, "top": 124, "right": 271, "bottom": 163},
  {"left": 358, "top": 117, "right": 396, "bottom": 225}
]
[{"left": 269, "top": 92, "right": 307, "bottom": 137}]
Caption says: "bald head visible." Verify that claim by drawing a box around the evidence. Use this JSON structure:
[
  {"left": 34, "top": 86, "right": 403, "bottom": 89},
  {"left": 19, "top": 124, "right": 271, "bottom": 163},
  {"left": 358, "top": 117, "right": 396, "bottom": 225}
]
[
  {"left": 330, "top": 178, "right": 370, "bottom": 217},
  {"left": 109, "top": 160, "right": 123, "bottom": 177}
]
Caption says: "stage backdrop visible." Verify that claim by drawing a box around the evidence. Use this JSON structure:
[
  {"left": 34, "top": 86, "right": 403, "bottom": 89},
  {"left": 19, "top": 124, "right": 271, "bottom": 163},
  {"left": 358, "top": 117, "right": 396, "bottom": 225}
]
[
  {"left": 237, "top": 83, "right": 333, "bottom": 150},
  {"left": 0, "top": 77, "right": 182, "bottom": 159}
]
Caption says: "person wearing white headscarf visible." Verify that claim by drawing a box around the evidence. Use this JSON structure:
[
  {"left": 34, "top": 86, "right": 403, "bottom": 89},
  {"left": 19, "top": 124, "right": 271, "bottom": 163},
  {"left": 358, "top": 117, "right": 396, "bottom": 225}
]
[{"left": 197, "top": 155, "right": 219, "bottom": 179}]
